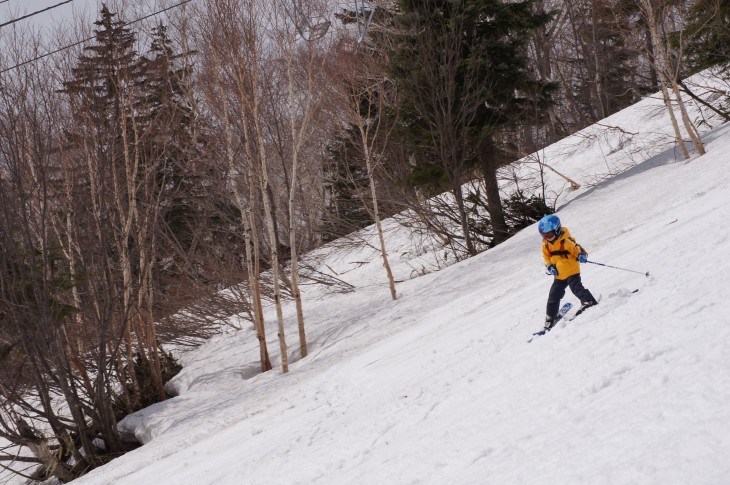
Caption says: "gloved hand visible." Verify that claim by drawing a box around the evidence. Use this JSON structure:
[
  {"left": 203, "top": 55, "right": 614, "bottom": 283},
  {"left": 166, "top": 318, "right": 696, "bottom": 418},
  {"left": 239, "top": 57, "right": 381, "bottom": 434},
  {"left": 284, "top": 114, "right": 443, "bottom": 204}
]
[
  {"left": 546, "top": 264, "right": 558, "bottom": 276},
  {"left": 578, "top": 252, "right": 587, "bottom": 263}
]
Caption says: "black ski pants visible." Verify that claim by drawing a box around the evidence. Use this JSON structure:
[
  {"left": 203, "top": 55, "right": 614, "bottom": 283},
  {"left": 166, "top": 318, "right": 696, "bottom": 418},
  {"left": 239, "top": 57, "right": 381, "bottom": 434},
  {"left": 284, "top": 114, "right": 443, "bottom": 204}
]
[{"left": 546, "top": 274, "right": 595, "bottom": 318}]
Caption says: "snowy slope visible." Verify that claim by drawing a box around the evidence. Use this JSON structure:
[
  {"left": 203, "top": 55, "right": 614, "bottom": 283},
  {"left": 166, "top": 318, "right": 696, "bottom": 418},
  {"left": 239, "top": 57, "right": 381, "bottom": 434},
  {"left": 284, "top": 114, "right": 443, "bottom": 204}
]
[{"left": 60, "top": 76, "right": 730, "bottom": 485}]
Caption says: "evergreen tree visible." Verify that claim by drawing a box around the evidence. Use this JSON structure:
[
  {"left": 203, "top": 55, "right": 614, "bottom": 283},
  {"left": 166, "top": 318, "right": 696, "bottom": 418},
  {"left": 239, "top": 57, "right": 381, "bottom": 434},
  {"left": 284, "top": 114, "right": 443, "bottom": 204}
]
[
  {"left": 676, "top": 0, "right": 730, "bottom": 121},
  {"left": 320, "top": 126, "right": 375, "bottom": 242},
  {"left": 683, "top": 0, "right": 730, "bottom": 71},
  {"left": 60, "top": 2, "right": 157, "bottom": 439},
  {"left": 579, "top": 1, "right": 638, "bottom": 119},
  {"left": 63, "top": 5, "right": 143, "bottom": 136},
  {"left": 388, "top": 0, "right": 554, "bottom": 249},
  {"left": 139, "top": 24, "right": 243, "bottom": 296}
]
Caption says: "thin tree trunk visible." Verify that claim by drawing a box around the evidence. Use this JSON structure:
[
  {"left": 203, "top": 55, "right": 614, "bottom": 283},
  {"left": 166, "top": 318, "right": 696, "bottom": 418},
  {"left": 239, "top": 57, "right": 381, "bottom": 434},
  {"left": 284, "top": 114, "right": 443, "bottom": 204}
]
[
  {"left": 479, "top": 138, "right": 509, "bottom": 245},
  {"left": 247, "top": 159, "right": 272, "bottom": 371},
  {"left": 223, "top": 0, "right": 289, "bottom": 373},
  {"left": 222, "top": 94, "right": 271, "bottom": 372},
  {"left": 645, "top": 25, "right": 659, "bottom": 91},
  {"left": 250, "top": 211, "right": 271, "bottom": 371},
  {"left": 679, "top": 80, "right": 730, "bottom": 122},
  {"left": 256, "top": 118, "right": 289, "bottom": 373},
  {"left": 638, "top": 0, "right": 691, "bottom": 159},
  {"left": 671, "top": 83, "right": 706, "bottom": 155},
  {"left": 285, "top": 38, "right": 311, "bottom": 357},
  {"left": 345, "top": 68, "right": 398, "bottom": 299},
  {"left": 450, "top": 176, "right": 476, "bottom": 256},
  {"left": 590, "top": 0, "right": 607, "bottom": 119},
  {"left": 659, "top": 78, "right": 691, "bottom": 159},
  {"left": 52, "top": 153, "right": 95, "bottom": 395},
  {"left": 360, "top": 124, "right": 397, "bottom": 300},
  {"left": 236, "top": 68, "right": 289, "bottom": 372}
]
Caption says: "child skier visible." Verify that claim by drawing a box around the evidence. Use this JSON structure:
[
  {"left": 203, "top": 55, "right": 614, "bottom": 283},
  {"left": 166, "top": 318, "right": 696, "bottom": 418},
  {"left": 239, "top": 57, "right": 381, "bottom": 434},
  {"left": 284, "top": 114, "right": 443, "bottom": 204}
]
[{"left": 538, "top": 214, "right": 598, "bottom": 329}]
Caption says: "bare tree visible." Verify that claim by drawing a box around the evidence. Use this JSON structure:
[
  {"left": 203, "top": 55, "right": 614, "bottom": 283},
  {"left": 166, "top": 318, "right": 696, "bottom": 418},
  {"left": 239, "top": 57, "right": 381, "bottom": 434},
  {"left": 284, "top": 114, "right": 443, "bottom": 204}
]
[
  {"left": 0, "top": 30, "right": 126, "bottom": 477},
  {"left": 269, "top": 0, "right": 334, "bottom": 355},
  {"left": 0, "top": 5, "right": 219, "bottom": 479},
  {"left": 199, "top": 0, "right": 293, "bottom": 372},
  {"left": 195, "top": 4, "right": 274, "bottom": 373},
  {"left": 635, "top": 0, "right": 706, "bottom": 157},
  {"left": 328, "top": 49, "right": 398, "bottom": 299}
]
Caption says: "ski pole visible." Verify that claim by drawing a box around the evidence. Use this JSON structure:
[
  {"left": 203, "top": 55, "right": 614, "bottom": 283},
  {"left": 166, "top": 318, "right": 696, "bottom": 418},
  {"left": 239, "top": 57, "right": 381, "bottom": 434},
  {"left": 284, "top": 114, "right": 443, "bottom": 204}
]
[{"left": 586, "top": 260, "right": 650, "bottom": 277}]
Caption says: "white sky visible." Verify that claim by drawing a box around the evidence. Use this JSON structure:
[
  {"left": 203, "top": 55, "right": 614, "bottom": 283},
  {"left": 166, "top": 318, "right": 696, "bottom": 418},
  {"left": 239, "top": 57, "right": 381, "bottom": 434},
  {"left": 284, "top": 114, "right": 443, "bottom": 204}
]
[
  {"left": 0, "top": 0, "right": 101, "bottom": 31},
  {"left": 0, "top": 0, "right": 194, "bottom": 46},
  {"left": 0, "top": 0, "right": 198, "bottom": 73},
  {"left": 0, "top": 0, "right": 353, "bottom": 69},
  {"left": 48, "top": 69, "right": 730, "bottom": 484}
]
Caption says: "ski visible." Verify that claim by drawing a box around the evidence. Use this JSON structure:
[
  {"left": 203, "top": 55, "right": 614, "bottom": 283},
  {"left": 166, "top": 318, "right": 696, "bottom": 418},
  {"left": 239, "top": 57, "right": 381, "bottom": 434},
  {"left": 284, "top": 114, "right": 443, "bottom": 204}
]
[
  {"left": 527, "top": 302, "right": 572, "bottom": 342},
  {"left": 567, "top": 301, "right": 597, "bottom": 321},
  {"left": 526, "top": 289, "right": 638, "bottom": 342},
  {"left": 565, "top": 290, "right": 636, "bottom": 322}
]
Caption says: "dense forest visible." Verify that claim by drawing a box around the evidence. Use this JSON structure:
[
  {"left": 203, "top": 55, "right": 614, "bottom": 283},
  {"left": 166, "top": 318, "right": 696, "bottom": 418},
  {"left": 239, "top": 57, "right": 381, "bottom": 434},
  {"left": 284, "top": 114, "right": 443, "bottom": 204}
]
[{"left": 0, "top": 0, "right": 727, "bottom": 481}]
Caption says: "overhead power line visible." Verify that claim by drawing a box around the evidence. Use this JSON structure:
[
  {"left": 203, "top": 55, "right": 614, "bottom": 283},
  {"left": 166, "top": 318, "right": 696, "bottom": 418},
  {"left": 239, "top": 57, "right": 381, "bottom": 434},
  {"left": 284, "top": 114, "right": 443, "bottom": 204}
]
[
  {"left": 0, "top": 0, "right": 194, "bottom": 76},
  {"left": 0, "top": 0, "right": 75, "bottom": 30}
]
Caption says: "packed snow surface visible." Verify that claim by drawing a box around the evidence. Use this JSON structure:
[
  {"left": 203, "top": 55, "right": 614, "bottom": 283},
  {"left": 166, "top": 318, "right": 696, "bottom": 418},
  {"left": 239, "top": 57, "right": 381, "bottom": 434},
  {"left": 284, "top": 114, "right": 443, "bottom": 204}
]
[{"left": 62, "top": 73, "right": 730, "bottom": 485}]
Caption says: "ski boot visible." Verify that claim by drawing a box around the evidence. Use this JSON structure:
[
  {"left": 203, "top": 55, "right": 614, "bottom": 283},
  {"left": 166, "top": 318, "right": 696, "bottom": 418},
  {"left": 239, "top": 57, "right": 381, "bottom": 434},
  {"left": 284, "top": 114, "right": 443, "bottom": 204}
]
[{"left": 575, "top": 299, "right": 598, "bottom": 317}]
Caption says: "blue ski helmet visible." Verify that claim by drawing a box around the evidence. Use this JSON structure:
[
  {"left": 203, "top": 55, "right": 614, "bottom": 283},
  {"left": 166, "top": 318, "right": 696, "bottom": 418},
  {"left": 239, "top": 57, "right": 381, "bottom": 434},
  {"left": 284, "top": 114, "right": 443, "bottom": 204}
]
[{"left": 538, "top": 214, "right": 561, "bottom": 235}]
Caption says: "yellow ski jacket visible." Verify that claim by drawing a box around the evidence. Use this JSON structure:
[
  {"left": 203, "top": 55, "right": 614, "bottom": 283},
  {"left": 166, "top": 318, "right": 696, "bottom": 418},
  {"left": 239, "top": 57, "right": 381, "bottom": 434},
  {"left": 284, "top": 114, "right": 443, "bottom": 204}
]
[{"left": 542, "top": 227, "right": 586, "bottom": 280}]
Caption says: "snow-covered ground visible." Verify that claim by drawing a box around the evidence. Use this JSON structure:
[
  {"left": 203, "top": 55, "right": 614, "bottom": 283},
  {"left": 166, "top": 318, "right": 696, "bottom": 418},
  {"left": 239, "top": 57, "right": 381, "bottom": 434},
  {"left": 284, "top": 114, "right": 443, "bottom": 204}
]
[{"left": 45, "top": 71, "right": 730, "bottom": 485}]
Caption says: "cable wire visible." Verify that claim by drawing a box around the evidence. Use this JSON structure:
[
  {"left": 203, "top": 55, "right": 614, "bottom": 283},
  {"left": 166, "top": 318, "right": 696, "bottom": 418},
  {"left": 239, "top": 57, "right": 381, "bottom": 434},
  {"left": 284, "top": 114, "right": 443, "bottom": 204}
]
[
  {"left": 0, "top": 0, "right": 75, "bottom": 30},
  {"left": 0, "top": 0, "right": 194, "bottom": 75}
]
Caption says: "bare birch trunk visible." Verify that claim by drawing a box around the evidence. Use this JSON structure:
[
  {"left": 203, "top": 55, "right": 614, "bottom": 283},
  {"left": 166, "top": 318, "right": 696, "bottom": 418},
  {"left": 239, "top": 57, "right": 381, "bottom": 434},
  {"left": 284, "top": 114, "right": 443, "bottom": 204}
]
[
  {"left": 341, "top": 56, "right": 398, "bottom": 299},
  {"left": 132, "top": 98, "right": 166, "bottom": 399},
  {"left": 247, "top": 148, "right": 272, "bottom": 371},
  {"left": 118, "top": 95, "right": 143, "bottom": 406},
  {"left": 350, "top": 78, "right": 397, "bottom": 299},
  {"left": 239, "top": 2, "right": 290, "bottom": 373},
  {"left": 226, "top": 9, "right": 289, "bottom": 371},
  {"left": 659, "top": 77, "right": 691, "bottom": 159},
  {"left": 222, "top": 93, "right": 271, "bottom": 372},
  {"left": 638, "top": 0, "right": 701, "bottom": 160},
  {"left": 249, "top": 186, "right": 272, "bottom": 371},
  {"left": 53, "top": 145, "right": 96, "bottom": 395},
  {"left": 361, "top": 130, "right": 397, "bottom": 300},
  {"left": 672, "top": 84, "right": 706, "bottom": 156},
  {"left": 253, "top": 112, "right": 289, "bottom": 373},
  {"left": 284, "top": 32, "right": 317, "bottom": 358}
]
